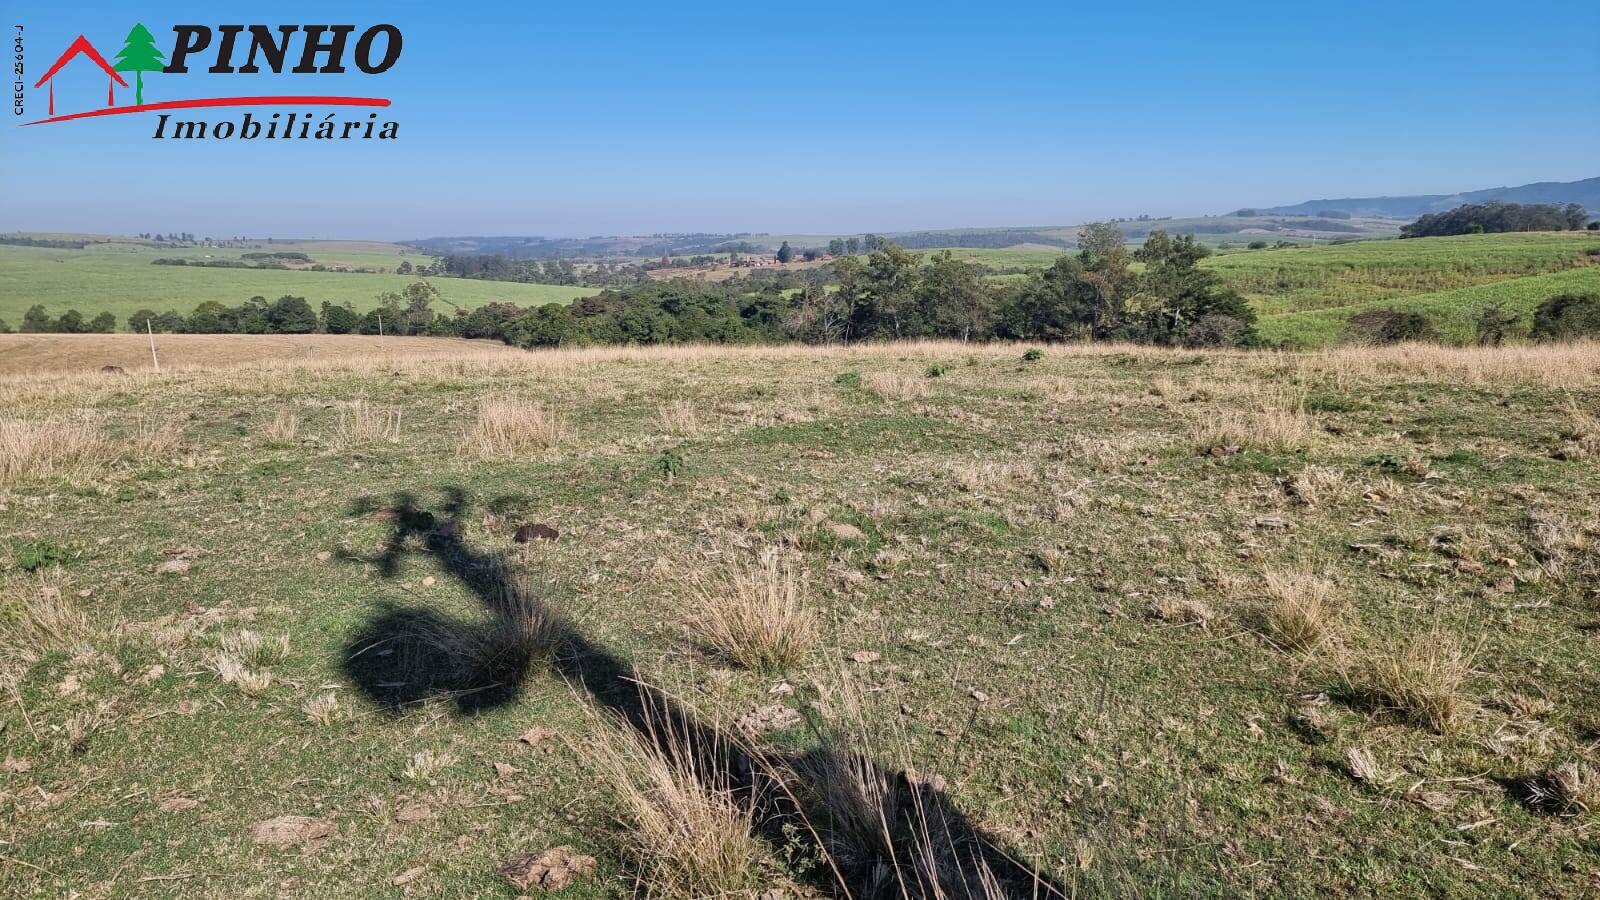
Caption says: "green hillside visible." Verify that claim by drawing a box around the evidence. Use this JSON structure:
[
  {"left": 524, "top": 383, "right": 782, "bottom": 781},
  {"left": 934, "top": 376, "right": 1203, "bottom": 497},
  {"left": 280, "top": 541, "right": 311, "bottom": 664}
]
[
  {"left": 1210, "top": 232, "right": 1600, "bottom": 346},
  {"left": 0, "top": 238, "right": 595, "bottom": 329}
]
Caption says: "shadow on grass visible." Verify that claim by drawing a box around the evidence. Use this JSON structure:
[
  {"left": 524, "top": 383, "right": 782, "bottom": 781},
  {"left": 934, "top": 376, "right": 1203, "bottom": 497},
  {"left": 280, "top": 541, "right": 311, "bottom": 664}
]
[{"left": 339, "top": 487, "right": 1066, "bottom": 898}]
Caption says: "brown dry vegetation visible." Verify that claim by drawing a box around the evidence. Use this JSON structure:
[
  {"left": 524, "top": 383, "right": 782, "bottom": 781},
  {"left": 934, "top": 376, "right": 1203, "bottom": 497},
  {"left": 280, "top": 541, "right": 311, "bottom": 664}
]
[{"left": 1, "top": 337, "right": 1598, "bottom": 897}]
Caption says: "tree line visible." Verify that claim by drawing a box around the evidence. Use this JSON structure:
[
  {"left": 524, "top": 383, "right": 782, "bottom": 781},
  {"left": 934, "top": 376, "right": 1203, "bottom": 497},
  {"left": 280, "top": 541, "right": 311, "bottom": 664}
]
[{"left": 1401, "top": 201, "right": 1593, "bottom": 238}]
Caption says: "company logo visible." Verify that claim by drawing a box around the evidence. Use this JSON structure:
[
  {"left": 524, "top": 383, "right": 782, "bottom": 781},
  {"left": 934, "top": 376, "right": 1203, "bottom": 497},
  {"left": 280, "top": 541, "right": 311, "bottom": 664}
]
[{"left": 17, "top": 23, "right": 401, "bottom": 140}]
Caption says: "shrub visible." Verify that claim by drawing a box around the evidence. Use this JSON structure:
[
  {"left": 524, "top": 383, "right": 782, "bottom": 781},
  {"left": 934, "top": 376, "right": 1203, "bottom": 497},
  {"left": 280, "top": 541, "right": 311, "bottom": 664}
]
[
  {"left": 924, "top": 364, "right": 948, "bottom": 378},
  {"left": 1530, "top": 293, "right": 1600, "bottom": 342},
  {"left": 651, "top": 446, "right": 686, "bottom": 480},
  {"left": 1346, "top": 309, "right": 1437, "bottom": 345},
  {"left": 13, "top": 541, "right": 71, "bottom": 572},
  {"left": 833, "top": 372, "right": 862, "bottom": 388},
  {"left": 1184, "top": 314, "right": 1255, "bottom": 348},
  {"left": 1022, "top": 348, "right": 1044, "bottom": 362},
  {"left": 1475, "top": 303, "right": 1521, "bottom": 347}
]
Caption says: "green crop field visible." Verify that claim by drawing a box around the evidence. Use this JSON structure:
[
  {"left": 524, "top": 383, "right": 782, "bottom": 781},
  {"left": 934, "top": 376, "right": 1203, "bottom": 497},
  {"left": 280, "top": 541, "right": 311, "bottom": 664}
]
[
  {"left": 1210, "top": 233, "right": 1600, "bottom": 347},
  {"left": 0, "top": 238, "right": 596, "bottom": 328},
  {"left": 3, "top": 339, "right": 1598, "bottom": 897}
]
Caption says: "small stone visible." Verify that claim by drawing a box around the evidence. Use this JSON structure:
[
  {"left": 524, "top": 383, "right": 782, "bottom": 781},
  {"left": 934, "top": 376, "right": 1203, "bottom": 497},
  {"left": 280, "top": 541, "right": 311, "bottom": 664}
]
[
  {"left": 500, "top": 846, "right": 596, "bottom": 891},
  {"left": 251, "top": 815, "right": 333, "bottom": 849},
  {"left": 514, "top": 523, "right": 560, "bottom": 544},
  {"left": 736, "top": 704, "right": 802, "bottom": 736},
  {"left": 316, "top": 551, "right": 332, "bottom": 562},
  {"left": 518, "top": 727, "right": 557, "bottom": 747},
  {"left": 155, "top": 559, "right": 191, "bottom": 576},
  {"left": 395, "top": 803, "right": 433, "bottom": 824},
  {"left": 421, "top": 576, "right": 437, "bottom": 587},
  {"left": 850, "top": 650, "right": 880, "bottom": 664},
  {"left": 827, "top": 523, "right": 866, "bottom": 541}
]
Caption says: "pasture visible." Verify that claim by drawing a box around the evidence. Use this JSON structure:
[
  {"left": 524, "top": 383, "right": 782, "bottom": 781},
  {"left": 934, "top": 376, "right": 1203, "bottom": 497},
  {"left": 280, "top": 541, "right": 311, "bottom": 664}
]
[
  {"left": 2, "top": 337, "right": 1597, "bottom": 897},
  {"left": 0, "top": 239, "right": 595, "bottom": 327}
]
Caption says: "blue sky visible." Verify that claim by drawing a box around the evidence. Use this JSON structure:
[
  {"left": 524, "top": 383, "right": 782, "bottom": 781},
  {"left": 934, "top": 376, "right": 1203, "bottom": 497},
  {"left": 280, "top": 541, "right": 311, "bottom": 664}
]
[{"left": 1, "top": 1, "right": 1595, "bottom": 240}]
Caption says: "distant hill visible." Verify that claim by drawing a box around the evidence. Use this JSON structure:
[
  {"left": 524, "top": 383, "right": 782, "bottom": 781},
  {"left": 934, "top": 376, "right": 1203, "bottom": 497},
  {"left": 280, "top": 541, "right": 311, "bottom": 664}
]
[{"left": 1246, "top": 176, "right": 1600, "bottom": 219}]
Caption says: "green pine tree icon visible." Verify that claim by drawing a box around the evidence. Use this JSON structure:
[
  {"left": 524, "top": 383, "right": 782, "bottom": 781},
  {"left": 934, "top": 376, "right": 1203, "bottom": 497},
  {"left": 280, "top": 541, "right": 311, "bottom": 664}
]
[{"left": 113, "top": 24, "right": 165, "bottom": 105}]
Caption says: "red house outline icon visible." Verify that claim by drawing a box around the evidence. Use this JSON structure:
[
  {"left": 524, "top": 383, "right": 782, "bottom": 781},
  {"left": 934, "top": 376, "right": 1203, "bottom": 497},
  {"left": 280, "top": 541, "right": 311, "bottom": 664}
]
[{"left": 34, "top": 35, "right": 129, "bottom": 116}]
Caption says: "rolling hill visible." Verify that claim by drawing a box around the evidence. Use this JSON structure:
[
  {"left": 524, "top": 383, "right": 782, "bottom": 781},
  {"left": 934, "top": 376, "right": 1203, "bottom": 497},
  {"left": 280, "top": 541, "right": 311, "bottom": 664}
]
[{"left": 1246, "top": 175, "right": 1600, "bottom": 218}]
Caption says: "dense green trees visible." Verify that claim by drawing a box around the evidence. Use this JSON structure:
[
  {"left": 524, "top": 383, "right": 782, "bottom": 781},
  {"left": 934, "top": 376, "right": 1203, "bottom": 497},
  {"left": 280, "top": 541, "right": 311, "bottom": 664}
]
[
  {"left": 1401, "top": 202, "right": 1590, "bottom": 238},
  {"left": 996, "top": 226, "right": 1255, "bottom": 347},
  {"left": 17, "top": 305, "right": 117, "bottom": 333}
]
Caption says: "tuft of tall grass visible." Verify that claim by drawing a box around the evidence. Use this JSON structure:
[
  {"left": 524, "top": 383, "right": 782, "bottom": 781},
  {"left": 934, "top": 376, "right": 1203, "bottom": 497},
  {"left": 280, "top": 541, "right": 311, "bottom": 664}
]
[
  {"left": 0, "top": 569, "right": 92, "bottom": 672},
  {"left": 688, "top": 548, "right": 819, "bottom": 673},
  {"left": 1341, "top": 629, "right": 1476, "bottom": 732},
  {"left": 334, "top": 400, "right": 402, "bottom": 448},
  {"left": 863, "top": 372, "right": 930, "bottom": 402},
  {"left": 261, "top": 409, "right": 300, "bottom": 444},
  {"left": 0, "top": 416, "right": 110, "bottom": 483},
  {"left": 584, "top": 701, "right": 759, "bottom": 897},
  {"left": 656, "top": 398, "right": 701, "bottom": 437},
  {"left": 1260, "top": 568, "right": 1343, "bottom": 651},
  {"left": 462, "top": 397, "right": 565, "bottom": 458}
]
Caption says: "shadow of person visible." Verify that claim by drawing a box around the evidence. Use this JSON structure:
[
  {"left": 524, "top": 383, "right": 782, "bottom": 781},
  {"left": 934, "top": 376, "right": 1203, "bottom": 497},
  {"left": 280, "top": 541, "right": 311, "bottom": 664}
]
[{"left": 340, "top": 487, "right": 1065, "bottom": 897}]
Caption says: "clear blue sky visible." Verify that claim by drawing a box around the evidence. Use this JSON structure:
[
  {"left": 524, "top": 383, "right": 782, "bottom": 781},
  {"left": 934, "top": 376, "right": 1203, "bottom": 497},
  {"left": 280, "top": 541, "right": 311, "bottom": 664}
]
[{"left": 1, "top": 0, "right": 1595, "bottom": 240}]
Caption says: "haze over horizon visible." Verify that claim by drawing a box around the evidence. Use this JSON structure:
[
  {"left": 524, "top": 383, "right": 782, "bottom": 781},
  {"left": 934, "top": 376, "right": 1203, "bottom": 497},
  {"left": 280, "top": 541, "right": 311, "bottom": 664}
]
[{"left": 2, "top": 0, "right": 1596, "bottom": 240}]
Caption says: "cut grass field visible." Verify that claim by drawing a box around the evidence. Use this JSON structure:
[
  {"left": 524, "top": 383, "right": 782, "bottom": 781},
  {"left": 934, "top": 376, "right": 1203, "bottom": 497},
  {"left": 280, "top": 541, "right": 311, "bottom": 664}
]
[
  {"left": 0, "top": 239, "right": 595, "bottom": 327},
  {"left": 2, "top": 338, "right": 1598, "bottom": 896}
]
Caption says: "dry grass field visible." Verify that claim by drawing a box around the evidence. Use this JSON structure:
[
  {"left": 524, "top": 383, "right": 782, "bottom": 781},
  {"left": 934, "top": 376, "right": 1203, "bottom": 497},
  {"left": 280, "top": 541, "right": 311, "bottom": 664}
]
[
  {"left": 2, "top": 338, "right": 1598, "bottom": 897},
  {"left": 0, "top": 334, "right": 525, "bottom": 376}
]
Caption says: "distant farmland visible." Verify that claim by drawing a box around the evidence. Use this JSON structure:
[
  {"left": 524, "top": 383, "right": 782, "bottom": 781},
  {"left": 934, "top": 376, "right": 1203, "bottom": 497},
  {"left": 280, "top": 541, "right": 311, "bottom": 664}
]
[
  {"left": 0, "top": 238, "right": 595, "bottom": 327},
  {"left": 1210, "top": 232, "right": 1600, "bottom": 346}
]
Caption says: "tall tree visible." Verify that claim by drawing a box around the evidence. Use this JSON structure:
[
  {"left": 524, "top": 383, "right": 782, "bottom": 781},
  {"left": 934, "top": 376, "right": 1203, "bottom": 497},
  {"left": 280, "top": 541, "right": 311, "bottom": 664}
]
[
  {"left": 1074, "top": 222, "right": 1134, "bottom": 340},
  {"left": 1131, "top": 230, "right": 1256, "bottom": 346},
  {"left": 776, "top": 241, "right": 794, "bottom": 263},
  {"left": 917, "top": 251, "right": 993, "bottom": 341},
  {"left": 113, "top": 24, "right": 165, "bottom": 105}
]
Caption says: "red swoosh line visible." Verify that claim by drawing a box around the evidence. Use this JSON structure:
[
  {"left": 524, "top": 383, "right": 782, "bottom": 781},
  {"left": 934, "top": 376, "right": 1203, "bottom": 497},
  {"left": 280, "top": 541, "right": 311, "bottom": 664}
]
[{"left": 20, "top": 95, "right": 391, "bottom": 126}]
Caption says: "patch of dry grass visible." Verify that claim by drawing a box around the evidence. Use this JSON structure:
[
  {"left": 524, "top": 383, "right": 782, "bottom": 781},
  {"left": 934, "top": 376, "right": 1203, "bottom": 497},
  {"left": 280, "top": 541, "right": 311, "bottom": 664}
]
[
  {"left": 462, "top": 397, "right": 565, "bottom": 458},
  {"left": 1260, "top": 568, "right": 1343, "bottom": 651},
  {"left": 656, "top": 399, "right": 702, "bottom": 437},
  {"left": 261, "top": 409, "right": 300, "bottom": 444},
  {"left": 1191, "top": 404, "right": 1312, "bottom": 454},
  {"left": 1343, "top": 629, "right": 1477, "bottom": 732},
  {"left": 689, "top": 548, "right": 818, "bottom": 673},
  {"left": 863, "top": 372, "right": 930, "bottom": 402},
  {"left": 0, "top": 569, "right": 92, "bottom": 672},
  {"left": 0, "top": 416, "right": 111, "bottom": 483},
  {"left": 584, "top": 704, "right": 759, "bottom": 897},
  {"left": 334, "top": 400, "right": 402, "bottom": 449},
  {"left": 210, "top": 653, "right": 274, "bottom": 696},
  {"left": 1148, "top": 597, "right": 1216, "bottom": 628}
]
